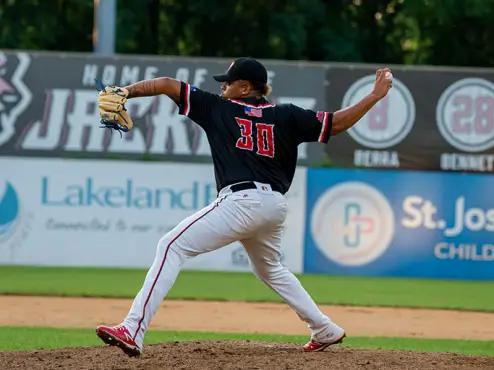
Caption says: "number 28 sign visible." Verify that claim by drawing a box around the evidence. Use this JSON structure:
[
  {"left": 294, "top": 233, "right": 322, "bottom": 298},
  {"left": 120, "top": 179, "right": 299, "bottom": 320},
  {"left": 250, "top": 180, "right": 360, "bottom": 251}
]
[{"left": 436, "top": 78, "right": 494, "bottom": 153}]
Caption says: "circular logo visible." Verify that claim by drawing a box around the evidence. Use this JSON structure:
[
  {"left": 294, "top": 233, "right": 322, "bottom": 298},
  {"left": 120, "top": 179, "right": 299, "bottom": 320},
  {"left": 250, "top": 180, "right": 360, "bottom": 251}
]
[
  {"left": 436, "top": 78, "right": 494, "bottom": 152},
  {"left": 311, "top": 182, "right": 394, "bottom": 266},
  {"left": 342, "top": 74, "right": 416, "bottom": 149},
  {"left": 0, "top": 180, "right": 20, "bottom": 241}
]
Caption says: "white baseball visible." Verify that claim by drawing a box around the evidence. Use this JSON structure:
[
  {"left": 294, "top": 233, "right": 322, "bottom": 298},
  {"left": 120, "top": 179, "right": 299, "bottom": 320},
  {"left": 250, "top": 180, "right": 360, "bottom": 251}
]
[{"left": 385, "top": 71, "right": 393, "bottom": 80}]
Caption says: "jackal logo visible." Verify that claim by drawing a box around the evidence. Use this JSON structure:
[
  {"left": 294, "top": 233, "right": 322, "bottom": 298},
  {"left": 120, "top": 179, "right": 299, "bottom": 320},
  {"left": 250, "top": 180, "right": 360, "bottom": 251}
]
[{"left": 0, "top": 52, "right": 32, "bottom": 147}]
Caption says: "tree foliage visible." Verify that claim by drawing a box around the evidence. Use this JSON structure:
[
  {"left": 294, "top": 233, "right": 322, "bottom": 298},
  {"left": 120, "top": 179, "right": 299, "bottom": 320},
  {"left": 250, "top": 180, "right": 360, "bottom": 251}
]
[{"left": 0, "top": 0, "right": 493, "bottom": 67}]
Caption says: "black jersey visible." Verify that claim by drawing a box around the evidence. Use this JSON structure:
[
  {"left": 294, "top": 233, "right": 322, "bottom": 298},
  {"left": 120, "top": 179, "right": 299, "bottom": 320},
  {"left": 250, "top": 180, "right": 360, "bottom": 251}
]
[{"left": 177, "top": 82, "right": 333, "bottom": 194}]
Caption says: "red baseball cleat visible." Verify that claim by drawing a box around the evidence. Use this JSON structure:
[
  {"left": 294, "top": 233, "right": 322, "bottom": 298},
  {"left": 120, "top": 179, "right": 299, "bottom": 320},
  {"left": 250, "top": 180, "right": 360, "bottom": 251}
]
[
  {"left": 303, "top": 333, "right": 346, "bottom": 352},
  {"left": 303, "top": 322, "right": 346, "bottom": 352},
  {"left": 96, "top": 325, "right": 142, "bottom": 357}
]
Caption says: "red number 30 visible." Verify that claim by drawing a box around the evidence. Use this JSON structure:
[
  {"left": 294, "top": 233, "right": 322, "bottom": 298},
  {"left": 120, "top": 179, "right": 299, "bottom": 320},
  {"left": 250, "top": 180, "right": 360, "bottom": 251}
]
[{"left": 235, "top": 118, "right": 275, "bottom": 158}]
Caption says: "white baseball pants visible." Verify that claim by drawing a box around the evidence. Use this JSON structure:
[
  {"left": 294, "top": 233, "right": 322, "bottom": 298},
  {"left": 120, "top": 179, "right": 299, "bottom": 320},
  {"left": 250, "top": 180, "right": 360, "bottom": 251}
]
[{"left": 122, "top": 182, "right": 332, "bottom": 348}]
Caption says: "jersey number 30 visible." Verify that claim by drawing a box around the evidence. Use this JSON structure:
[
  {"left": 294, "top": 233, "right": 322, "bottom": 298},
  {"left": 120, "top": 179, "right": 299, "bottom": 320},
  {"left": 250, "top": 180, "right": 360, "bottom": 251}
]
[{"left": 235, "top": 118, "right": 275, "bottom": 158}]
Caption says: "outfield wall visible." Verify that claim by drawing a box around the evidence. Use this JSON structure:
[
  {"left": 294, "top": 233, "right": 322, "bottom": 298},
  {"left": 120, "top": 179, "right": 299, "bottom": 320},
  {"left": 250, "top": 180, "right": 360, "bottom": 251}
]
[
  {"left": 0, "top": 157, "right": 306, "bottom": 273},
  {"left": 1, "top": 156, "right": 493, "bottom": 280},
  {"left": 1, "top": 50, "right": 493, "bottom": 173},
  {"left": 304, "top": 168, "right": 494, "bottom": 280}
]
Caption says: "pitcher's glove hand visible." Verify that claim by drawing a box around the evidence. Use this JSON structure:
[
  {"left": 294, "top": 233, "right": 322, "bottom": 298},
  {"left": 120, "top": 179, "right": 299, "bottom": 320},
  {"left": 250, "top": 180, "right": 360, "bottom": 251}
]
[{"left": 95, "top": 79, "right": 133, "bottom": 136}]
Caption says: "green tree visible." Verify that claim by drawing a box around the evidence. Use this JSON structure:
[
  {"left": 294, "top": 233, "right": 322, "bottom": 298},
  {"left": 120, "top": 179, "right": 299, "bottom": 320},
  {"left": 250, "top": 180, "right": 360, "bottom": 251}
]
[
  {"left": 1, "top": 0, "right": 493, "bottom": 67},
  {"left": 402, "top": 0, "right": 494, "bottom": 67},
  {"left": 0, "top": 0, "right": 93, "bottom": 52}
]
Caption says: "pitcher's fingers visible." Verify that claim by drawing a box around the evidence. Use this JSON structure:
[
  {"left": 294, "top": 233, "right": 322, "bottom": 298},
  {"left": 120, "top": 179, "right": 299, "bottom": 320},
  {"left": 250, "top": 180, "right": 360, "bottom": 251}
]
[{"left": 377, "top": 69, "right": 384, "bottom": 80}]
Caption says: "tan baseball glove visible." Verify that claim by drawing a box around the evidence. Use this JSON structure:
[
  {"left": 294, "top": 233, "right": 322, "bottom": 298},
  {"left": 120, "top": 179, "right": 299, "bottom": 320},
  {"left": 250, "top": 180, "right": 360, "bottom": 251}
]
[{"left": 96, "top": 79, "right": 133, "bottom": 135}]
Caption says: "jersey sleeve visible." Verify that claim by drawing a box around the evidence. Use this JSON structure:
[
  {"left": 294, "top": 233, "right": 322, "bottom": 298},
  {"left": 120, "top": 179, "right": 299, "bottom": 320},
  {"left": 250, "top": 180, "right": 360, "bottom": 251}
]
[
  {"left": 290, "top": 105, "right": 333, "bottom": 144},
  {"left": 177, "top": 82, "right": 221, "bottom": 128}
]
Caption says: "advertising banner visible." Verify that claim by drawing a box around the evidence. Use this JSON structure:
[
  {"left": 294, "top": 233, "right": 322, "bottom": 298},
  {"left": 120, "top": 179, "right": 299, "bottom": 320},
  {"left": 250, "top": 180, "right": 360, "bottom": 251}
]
[
  {"left": 304, "top": 168, "right": 494, "bottom": 280},
  {"left": 2, "top": 50, "right": 492, "bottom": 173},
  {"left": 0, "top": 157, "right": 306, "bottom": 273},
  {"left": 0, "top": 51, "right": 326, "bottom": 163},
  {"left": 324, "top": 65, "right": 494, "bottom": 173}
]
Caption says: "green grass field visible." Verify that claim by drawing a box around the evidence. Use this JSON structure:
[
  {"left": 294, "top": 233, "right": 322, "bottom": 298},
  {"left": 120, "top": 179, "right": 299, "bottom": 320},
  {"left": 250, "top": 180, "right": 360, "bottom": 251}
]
[
  {"left": 0, "top": 266, "right": 493, "bottom": 356},
  {"left": 1, "top": 266, "right": 493, "bottom": 311}
]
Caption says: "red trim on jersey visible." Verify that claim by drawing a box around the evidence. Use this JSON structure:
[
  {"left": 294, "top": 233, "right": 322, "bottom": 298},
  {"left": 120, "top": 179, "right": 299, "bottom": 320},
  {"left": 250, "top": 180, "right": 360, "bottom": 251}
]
[
  {"left": 318, "top": 112, "right": 329, "bottom": 143},
  {"left": 228, "top": 99, "right": 275, "bottom": 108},
  {"left": 183, "top": 84, "right": 191, "bottom": 116},
  {"left": 132, "top": 202, "right": 219, "bottom": 341}
]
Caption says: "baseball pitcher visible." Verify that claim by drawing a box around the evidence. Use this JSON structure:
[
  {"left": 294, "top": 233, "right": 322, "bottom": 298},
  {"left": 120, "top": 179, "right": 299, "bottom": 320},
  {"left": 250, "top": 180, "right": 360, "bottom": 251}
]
[{"left": 95, "top": 57, "right": 393, "bottom": 356}]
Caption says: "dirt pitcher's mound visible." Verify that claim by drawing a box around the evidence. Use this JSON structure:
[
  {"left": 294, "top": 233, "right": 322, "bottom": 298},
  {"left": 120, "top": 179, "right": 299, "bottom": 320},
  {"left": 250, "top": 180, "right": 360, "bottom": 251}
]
[{"left": 1, "top": 341, "right": 493, "bottom": 370}]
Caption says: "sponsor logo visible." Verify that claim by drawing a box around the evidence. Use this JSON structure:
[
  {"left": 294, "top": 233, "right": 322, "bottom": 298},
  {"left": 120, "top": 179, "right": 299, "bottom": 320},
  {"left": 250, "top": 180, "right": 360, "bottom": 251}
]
[
  {"left": 434, "top": 243, "right": 494, "bottom": 261},
  {"left": 342, "top": 74, "right": 416, "bottom": 149},
  {"left": 311, "top": 182, "right": 394, "bottom": 266},
  {"left": 0, "top": 180, "right": 33, "bottom": 258},
  {"left": 402, "top": 194, "right": 494, "bottom": 261},
  {"left": 41, "top": 177, "right": 217, "bottom": 211},
  {"left": 0, "top": 181, "right": 20, "bottom": 241},
  {"left": 402, "top": 195, "right": 494, "bottom": 237},
  {"left": 436, "top": 78, "right": 494, "bottom": 153},
  {"left": 0, "top": 52, "right": 32, "bottom": 147}
]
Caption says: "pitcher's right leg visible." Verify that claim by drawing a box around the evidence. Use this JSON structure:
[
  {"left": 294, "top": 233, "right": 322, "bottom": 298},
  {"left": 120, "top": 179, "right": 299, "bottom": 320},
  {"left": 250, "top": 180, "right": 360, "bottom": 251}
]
[{"left": 241, "top": 234, "right": 345, "bottom": 352}]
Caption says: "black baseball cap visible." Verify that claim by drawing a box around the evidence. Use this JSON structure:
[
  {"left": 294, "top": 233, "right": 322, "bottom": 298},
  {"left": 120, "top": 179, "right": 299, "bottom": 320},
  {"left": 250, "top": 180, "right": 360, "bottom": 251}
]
[{"left": 213, "top": 57, "right": 268, "bottom": 84}]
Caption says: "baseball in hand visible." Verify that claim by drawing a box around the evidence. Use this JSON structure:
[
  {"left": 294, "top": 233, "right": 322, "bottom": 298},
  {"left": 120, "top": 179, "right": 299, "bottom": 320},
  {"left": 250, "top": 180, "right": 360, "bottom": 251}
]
[{"left": 385, "top": 71, "right": 393, "bottom": 80}]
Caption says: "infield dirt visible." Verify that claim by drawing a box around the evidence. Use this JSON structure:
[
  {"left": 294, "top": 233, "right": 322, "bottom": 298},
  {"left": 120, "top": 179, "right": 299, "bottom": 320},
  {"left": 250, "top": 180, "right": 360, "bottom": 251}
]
[{"left": 1, "top": 341, "right": 493, "bottom": 370}]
